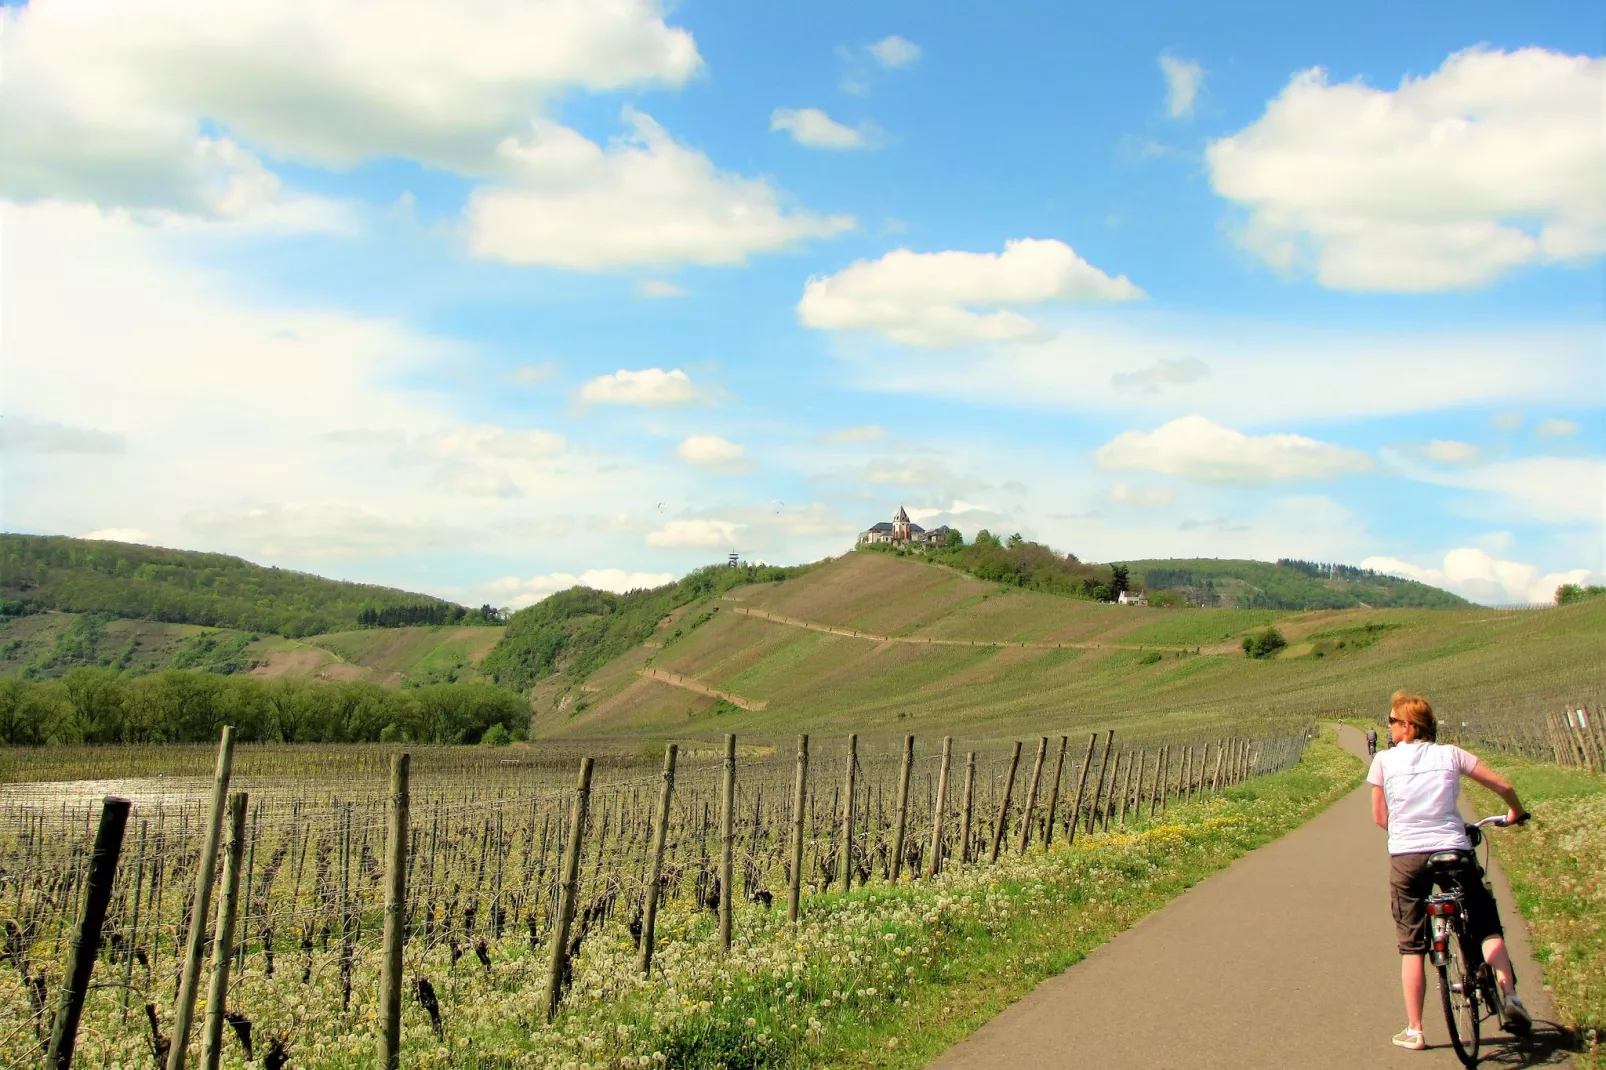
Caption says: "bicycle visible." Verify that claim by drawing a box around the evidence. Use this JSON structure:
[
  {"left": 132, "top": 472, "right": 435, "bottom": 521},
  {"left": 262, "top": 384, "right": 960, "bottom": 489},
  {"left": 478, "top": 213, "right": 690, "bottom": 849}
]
[{"left": 1424, "top": 813, "right": 1531, "bottom": 1066}]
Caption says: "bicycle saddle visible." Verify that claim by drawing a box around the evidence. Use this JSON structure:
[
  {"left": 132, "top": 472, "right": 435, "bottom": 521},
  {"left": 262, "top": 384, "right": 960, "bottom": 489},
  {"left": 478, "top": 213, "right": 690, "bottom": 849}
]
[{"left": 1426, "top": 851, "right": 1468, "bottom": 869}]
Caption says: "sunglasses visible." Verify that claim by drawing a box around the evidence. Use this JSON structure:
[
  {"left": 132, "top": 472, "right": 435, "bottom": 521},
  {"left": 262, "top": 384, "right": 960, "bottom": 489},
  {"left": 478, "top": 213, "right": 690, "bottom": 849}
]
[{"left": 1387, "top": 717, "right": 1406, "bottom": 726}]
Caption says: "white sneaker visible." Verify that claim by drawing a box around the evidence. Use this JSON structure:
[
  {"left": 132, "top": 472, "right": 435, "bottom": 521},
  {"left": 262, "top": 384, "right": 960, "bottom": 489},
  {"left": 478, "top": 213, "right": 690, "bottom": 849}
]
[{"left": 1500, "top": 993, "right": 1531, "bottom": 1035}]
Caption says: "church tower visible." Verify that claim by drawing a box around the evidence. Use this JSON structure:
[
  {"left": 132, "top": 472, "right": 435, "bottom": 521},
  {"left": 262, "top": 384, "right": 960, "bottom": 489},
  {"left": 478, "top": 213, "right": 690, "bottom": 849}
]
[{"left": 892, "top": 505, "right": 911, "bottom": 541}]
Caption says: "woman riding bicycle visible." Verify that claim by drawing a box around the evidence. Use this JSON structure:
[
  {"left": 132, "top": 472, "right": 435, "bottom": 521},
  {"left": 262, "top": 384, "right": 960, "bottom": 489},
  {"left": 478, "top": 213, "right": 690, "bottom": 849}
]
[{"left": 1368, "top": 691, "right": 1531, "bottom": 1051}]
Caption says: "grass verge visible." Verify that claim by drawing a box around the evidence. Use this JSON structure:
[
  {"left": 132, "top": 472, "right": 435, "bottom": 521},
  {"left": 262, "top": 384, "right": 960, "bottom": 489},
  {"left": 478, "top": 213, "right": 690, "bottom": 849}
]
[{"left": 1469, "top": 761, "right": 1606, "bottom": 1066}]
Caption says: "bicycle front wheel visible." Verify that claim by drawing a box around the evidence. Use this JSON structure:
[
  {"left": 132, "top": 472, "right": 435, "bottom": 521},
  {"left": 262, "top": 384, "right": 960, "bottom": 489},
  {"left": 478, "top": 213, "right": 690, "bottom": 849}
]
[{"left": 1439, "top": 938, "right": 1481, "bottom": 1066}]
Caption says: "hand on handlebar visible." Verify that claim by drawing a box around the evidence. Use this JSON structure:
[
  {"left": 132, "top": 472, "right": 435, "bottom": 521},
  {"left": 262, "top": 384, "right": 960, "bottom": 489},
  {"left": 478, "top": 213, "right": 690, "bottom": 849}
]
[{"left": 1506, "top": 808, "right": 1530, "bottom": 827}]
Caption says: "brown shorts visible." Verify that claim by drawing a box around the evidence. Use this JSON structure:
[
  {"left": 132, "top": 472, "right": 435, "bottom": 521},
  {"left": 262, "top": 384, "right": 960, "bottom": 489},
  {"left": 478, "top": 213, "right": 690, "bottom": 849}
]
[{"left": 1389, "top": 851, "right": 1504, "bottom": 954}]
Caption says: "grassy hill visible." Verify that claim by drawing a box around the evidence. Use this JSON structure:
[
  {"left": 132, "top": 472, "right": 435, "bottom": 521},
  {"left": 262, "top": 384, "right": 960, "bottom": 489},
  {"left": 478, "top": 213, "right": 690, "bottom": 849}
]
[
  {"left": 1125, "top": 558, "right": 1469, "bottom": 610},
  {"left": 539, "top": 551, "right": 1601, "bottom": 743},
  {"left": 1, "top": 533, "right": 492, "bottom": 637}
]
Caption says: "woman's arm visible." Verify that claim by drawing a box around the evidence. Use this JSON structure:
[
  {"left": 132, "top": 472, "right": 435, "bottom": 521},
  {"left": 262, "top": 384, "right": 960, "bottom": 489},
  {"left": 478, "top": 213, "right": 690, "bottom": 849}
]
[
  {"left": 1371, "top": 783, "right": 1389, "bottom": 830},
  {"left": 1465, "top": 762, "right": 1527, "bottom": 825}
]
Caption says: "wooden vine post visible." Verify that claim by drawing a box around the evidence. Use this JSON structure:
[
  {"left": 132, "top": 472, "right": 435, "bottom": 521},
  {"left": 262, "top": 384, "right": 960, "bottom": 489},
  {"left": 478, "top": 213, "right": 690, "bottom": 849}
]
[
  {"left": 546, "top": 756, "right": 594, "bottom": 1022},
  {"left": 378, "top": 753, "right": 410, "bottom": 1070},
  {"left": 839, "top": 734, "right": 858, "bottom": 892},
  {"left": 958, "top": 752, "right": 977, "bottom": 865},
  {"left": 928, "top": 736, "right": 953, "bottom": 877},
  {"left": 46, "top": 795, "right": 131, "bottom": 1070},
  {"left": 719, "top": 734, "right": 737, "bottom": 952},
  {"left": 890, "top": 735, "right": 915, "bottom": 882},
  {"left": 786, "top": 737, "right": 807, "bottom": 924},
  {"left": 1212, "top": 740, "right": 1226, "bottom": 791},
  {"left": 201, "top": 793, "right": 248, "bottom": 1070},
  {"left": 988, "top": 741, "right": 1023, "bottom": 864},
  {"left": 1086, "top": 730, "right": 1115, "bottom": 833},
  {"left": 1017, "top": 737, "right": 1048, "bottom": 854},
  {"left": 168, "top": 725, "right": 235, "bottom": 1070},
  {"left": 1064, "top": 733, "right": 1098, "bottom": 845},
  {"left": 1042, "top": 735, "right": 1068, "bottom": 848}
]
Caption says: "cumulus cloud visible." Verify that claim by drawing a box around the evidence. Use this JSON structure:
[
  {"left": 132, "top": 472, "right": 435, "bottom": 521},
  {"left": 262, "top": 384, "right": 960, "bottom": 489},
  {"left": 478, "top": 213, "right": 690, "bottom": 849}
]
[
  {"left": 637, "top": 279, "right": 686, "bottom": 298},
  {"left": 798, "top": 238, "right": 1144, "bottom": 347},
  {"left": 578, "top": 368, "right": 699, "bottom": 406},
  {"left": 1536, "top": 418, "right": 1581, "bottom": 438},
  {"left": 866, "top": 36, "right": 921, "bottom": 68},
  {"left": 821, "top": 425, "right": 887, "bottom": 444},
  {"left": 1425, "top": 440, "right": 1481, "bottom": 463},
  {"left": 906, "top": 500, "right": 997, "bottom": 523},
  {"left": 1111, "top": 357, "right": 1210, "bottom": 394},
  {"left": 0, "top": 417, "right": 126, "bottom": 453},
  {"left": 80, "top": 528, "right": 154, "bottom": 544},
  {"left": 185, "top": 502, "right": 463, "bottom": 557},
  {"left": 467, "top": 109, "right": 855, "bottom": 268},
  {"left": 675, "top": 434, "right": 746, "bottom": 468},
  {"left": 482, "top": 568, "right": 676, "bottom": 609},
  {"left": 1160, "top": 55, "right": 1204, "bottom": 119},
  {"left": 1392, "top": 454, "right": 1606, "bottom": 526},
  {"left": 1097, "top": 415, "right": 1373, "bottom": 483},
  {"left": 0, "top": 0, "right": 700, "bottom": 215},
  {"left": 646, "top": 518, "right": 744, "bottom": 548},
  {"left": 1107, "top": 482, "right": 1174, "bottom": 508},
  {"left": 1207, "top": 47, "right": 1606, "bottom": 291},
  {"left": 1363, "top": 548, "right": 1601, "bottom": 606},
  {"left": 770, "top": 108, "right": 876, "bottom": 150}
]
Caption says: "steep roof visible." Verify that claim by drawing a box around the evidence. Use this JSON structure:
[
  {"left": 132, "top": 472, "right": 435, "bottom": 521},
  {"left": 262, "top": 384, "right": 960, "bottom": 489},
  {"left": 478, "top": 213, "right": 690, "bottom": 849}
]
[{"left": 894, "top": 505, "right": 910, "bottom": 523}]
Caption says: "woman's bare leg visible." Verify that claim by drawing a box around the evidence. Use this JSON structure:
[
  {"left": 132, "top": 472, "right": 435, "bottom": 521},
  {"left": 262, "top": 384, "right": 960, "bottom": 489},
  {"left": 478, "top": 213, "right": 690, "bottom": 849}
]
[
  {"left": 1402, "top": 953, "right": 1426, "bottom": 1031},
  {"left": 1482, "top": 936, "right": 1517, "bottom": 996}
]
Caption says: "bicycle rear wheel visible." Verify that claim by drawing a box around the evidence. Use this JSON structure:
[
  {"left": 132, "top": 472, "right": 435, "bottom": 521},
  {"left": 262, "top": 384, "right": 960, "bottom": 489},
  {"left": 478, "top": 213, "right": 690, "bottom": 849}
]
[{"left": 1439, "top": 937, "right": 1481, "bottom": 1066}]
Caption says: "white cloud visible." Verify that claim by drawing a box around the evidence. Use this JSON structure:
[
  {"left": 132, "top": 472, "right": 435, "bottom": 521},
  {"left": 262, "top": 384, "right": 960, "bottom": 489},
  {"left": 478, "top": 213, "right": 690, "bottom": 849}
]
[
  {"left": 1492, "top": 411, "right": 1525, "bottom": 431},
  {"left": 676, "top": 434, "right": 746, "bottom": 467},
  {"left": 1392, "top": 454, "right": 1606, "bottom": 526},
  {"left": 1207, "top": 47, "right": 1606, "bottom": 291},
  {"left": 1097, "top": 415, "right": 1373, "bottom": 483},
  {"left": 646, "top": 518, "right": 744, "bottom": 548},
  {"left": 1107, "top": 482, "right": 1174, "bottom": 508},
  {"left": 866, "top": 36, "right": 921, "bottom": 68},
  {"left": 770, "top": 108, "right": 875, "bottom": 150},
  {"left": 1363, "top": 548, "right": 1601, "bottom": 606},
  {"left": 578, "top": 368, "right": 699, "bottom": 407},
  {"left": 0, "top": 0, "right": 700, "bottom": 215},
  {"left": 1111, "top": 357, "right": 1209, "bottom": 394},
  {"left": 906, "top": 500, "right": 997, "bottom": 522},
  {"left": 185, "top": 502, "right": 463, "bottom": 558},
  {"left": 483, "top": 568, "right": 676, "bottom": 609},
  {"left": 798, "top": 238, "right": 1144, "bottom": 347},
  {"left": 1159, "top": 55, "right": 1204, "bottom": 119},
  {"left": 1536, "top": 418, "right": 1581, "bottom": 438},
  {"left": 79, "top": 528, "right": 153, "bottom": 544},
  {"left": 1425, "top": 440, "right": 1481, "bottom": 463},
  {"left": 467, "top": 108, "right": 855, "bottom": 268},
  {"left": 0, "top": 417, "right": 126, "bottom": 453},
  {"left": 512, "top": 362, "right": 557, "bottom": 385},
  {"left": 821, "top": 425, "right": 887, "bottom": 444},
  {"left": 637, "top": 279, "right": 686, "bottom": 299}
]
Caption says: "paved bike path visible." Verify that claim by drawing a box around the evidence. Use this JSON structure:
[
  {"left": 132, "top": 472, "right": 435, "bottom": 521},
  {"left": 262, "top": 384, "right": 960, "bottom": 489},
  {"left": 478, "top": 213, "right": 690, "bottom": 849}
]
[{"left": 928, "top": 727, "right": 1573, "bottom": 1069}]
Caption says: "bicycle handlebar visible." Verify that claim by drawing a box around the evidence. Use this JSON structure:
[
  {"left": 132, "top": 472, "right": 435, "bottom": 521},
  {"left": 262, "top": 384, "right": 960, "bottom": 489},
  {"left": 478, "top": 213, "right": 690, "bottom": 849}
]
[{"left": 1470, "top": 813, "right": 1531, "bottom": 829}]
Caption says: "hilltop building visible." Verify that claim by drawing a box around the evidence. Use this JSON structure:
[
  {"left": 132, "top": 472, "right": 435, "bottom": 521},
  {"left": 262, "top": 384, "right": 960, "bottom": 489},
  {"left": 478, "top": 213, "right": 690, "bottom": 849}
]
[{"left": 858, "top": 506, "right": 953, "bottom": 548}]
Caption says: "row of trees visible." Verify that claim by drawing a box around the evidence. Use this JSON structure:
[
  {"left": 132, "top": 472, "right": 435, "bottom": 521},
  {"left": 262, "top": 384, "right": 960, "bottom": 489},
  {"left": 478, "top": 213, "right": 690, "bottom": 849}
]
[
  {"left": 2, "top": 534, "right": 486, "bottom": 637},
  {"left": 1556, "top": 584, "right": 1605, "bottom": 606},
  {"left": 865, "top": 532, "right": 1131, "bottom": 602},
  {"left": 0, "top": 668, "right": 527, "bottom": 746}
]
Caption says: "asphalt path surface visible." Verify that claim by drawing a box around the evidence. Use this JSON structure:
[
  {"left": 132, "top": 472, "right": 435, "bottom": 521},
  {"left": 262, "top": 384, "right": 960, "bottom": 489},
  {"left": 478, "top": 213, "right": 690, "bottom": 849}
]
[{"left": 927, "top": 727, "right": 1575, "bottom": 1069}]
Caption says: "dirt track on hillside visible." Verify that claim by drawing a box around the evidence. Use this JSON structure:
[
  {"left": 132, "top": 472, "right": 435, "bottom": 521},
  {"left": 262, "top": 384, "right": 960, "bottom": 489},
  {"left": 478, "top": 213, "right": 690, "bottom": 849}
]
[{"left": 926, "top": 727, "right": 1573, "bottom": 1069}]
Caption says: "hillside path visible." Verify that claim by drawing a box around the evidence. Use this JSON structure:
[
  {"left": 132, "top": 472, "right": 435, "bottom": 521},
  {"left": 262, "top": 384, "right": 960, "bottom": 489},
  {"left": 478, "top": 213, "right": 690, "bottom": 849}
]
[
  {"left": 636, "top": 667, "right": 768, "bottom": 710},
  {"left": 927, "top": 727, "right": 1573, "bottom": 1069},
  {"left": 719, "top": 602, "right": 1201, "bottom": 653}
]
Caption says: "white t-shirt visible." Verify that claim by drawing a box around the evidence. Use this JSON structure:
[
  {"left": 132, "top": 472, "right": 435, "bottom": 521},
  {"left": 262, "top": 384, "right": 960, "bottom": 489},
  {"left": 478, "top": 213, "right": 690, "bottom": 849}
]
[{"left": 1366, "top": 741, "right": 1479, "bottom": 855}]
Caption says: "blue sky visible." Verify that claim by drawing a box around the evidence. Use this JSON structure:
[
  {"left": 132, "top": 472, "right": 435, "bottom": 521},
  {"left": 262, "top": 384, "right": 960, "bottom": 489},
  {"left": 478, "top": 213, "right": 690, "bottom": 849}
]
[{"left": 1, "top": 0, "right": 1601, "bottom": 607}]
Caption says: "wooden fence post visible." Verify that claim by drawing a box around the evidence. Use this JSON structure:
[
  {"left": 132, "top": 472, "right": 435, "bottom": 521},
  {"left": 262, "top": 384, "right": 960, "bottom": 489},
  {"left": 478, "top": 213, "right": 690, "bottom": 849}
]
[
  {"left": 719, "top": 734, "right": 736, "bottom": 951},
  {"left": 1018, "top": 737, "right": 1048, "bottom": 854},
  {"left": 1212, "top": 740, "right": 1226, "bottom": 791},
  {"left": 786, "top": 738, "right": 807, "bottom": 923},
  {"left": 928, "top": 737, "right": 953, "bottom": 877},
  {"left": 1086, "top": 730, "right": 1115, "bottom": 833},
  {"left": 545, "top": 756, "right": 593, "bottom": 1022},
  {"left": 46, "top": 796, "right": 130, "bottom": 1070},
  {"left": 988, "top": 742, "right": 1023, "bottom": 863},
  {"left": 959, "top": 752, "right": 976, "bottom": 865},
  {"left": 120, "top": 818, "right": 148, "bottom": 1024},
  {"left": 201, "top": 793, "right": 247, "bottom": 1070},
  {"left": 378, "top": 754, "right": 410, "bottom": 1070},
  {"left": 890, "top": 735, "right": 915, "bottom": 882},
  {"left": 839, "top": 734, "right": 858, "bottom": 892},
  {"left": 1115, "top": 753, "right": 1132, "bottom": 829},
  {"left": 640, "top": 744, "right": 678, "bottom": 970},
  {"left": 1042, "top": 736, "right": 1068, "bottom": 848},
  {"left": 1064, "top": 734, "right": 1098, "bottom": 845},
  {"left": 1149, "top": 747, "right": 1165, "bottom": 817},
  {"left": 167, "top": 725, "right": 235, "bottom": 1070}
]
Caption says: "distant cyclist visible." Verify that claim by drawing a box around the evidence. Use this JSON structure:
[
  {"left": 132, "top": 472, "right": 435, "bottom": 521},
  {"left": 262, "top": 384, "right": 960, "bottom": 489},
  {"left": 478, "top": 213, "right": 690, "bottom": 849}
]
[
  {"left": 1368, "top": 691, "right": 1530, "bottom": 1050},
  {"left": 1366, "top": 726, "right": 1378, "bottom": 757}
]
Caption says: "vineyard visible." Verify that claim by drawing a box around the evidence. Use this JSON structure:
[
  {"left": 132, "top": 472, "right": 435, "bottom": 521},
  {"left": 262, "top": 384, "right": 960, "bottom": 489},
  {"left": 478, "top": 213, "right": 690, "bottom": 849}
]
[{"left": 1, "top": 723, "right": 1311, "bottom": 1069}]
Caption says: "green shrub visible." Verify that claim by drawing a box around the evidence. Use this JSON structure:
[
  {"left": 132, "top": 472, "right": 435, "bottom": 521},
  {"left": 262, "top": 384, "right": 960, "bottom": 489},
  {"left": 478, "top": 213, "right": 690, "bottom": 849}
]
[
  {"left": 1138, "top": 651, "right": 1163, "bottom": 665},
  {"left": 1242, "top": 628, "right": 1287, "bottom": 659},
  {"left": 481, "top": 722, "right": 511, "bottom": 746}
]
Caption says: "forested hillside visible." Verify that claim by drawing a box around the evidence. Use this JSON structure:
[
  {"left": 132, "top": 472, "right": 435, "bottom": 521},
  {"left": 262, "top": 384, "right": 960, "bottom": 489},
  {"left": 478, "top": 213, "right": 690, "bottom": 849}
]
[
  {"left": 1, "top": 534, "right": 493, "bottom": 636},
  {"left": 1126, "top": 558, "right": 1469, "bottom": 610}
]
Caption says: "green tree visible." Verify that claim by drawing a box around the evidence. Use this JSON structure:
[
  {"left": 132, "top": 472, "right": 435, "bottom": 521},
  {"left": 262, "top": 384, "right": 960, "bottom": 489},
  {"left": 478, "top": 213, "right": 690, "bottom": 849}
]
[{"left": 945, "top": 528, "right": 964, "bottom": 549}]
